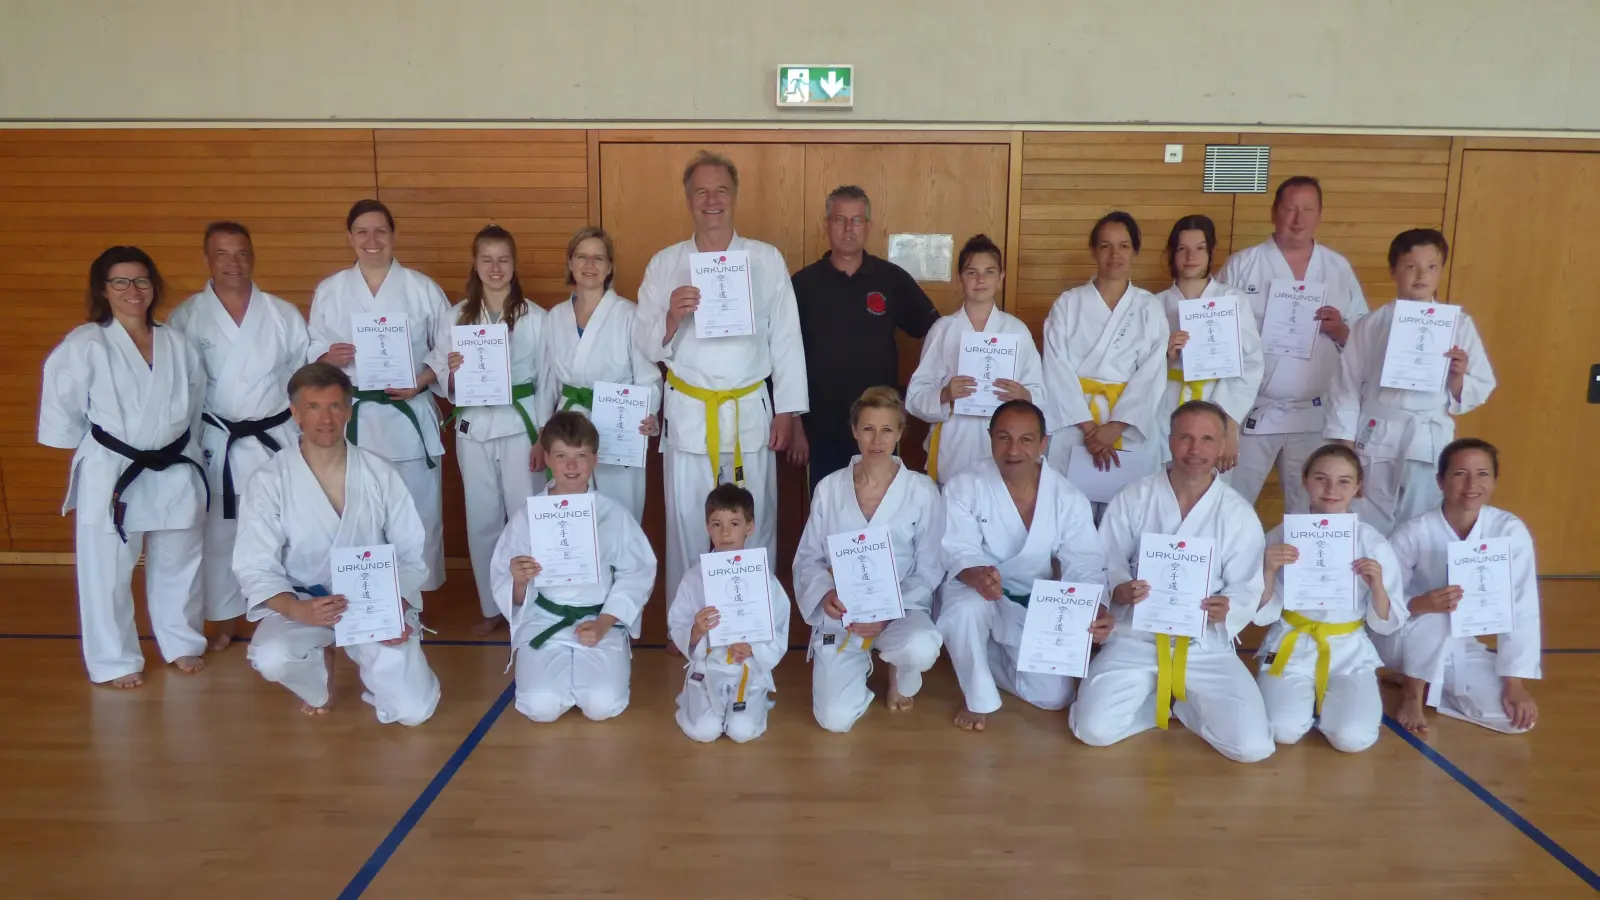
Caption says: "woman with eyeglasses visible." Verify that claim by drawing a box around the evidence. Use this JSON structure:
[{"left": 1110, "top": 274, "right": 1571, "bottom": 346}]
[{"left": 38, "top": 247, "right": 211, "bottom": 688}]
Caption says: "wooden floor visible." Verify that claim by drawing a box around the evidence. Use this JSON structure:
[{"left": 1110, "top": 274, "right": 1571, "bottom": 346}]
[{"left": 1, "top": 567, "right": 1597, "bottom": 898}]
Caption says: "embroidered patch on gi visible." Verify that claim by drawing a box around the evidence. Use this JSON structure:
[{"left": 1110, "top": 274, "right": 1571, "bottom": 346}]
[
  {"left": 732, "top": 702, "right": 747, "bottom": 712},
  {"left": 822, "top": 634, "right": 836, "bottom": 646},
  {"left": 690, "top": 672, "right": 705, "bottom": 682},
  {"left": 865, "top": 291, "right": 887, "bottom": 315},
  {"left": 1264, "top": 652, "right": 1277, "bottom": 665},
  {"left": 1246, "top": 283, "right": 1260, "bottom": 294}
]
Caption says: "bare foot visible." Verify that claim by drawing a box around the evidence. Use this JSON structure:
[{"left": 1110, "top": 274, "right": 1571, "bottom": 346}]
[
  {"left": 300, "top": 702, "right": 330, "bottom": 716},
  {"left": 471, "top": 614, "right": 506, "bottom": 637},
  {"left": 953, "top": 708, "right": 987, "bottom": 731},
  {"left": 1397, "top": 677, "right": 1430, "bottom": 735},
  {"left": 885, "top": 664, "right": 914, "bottom": 713},
  {"left": 174, "top": 655, "right": 206, "bottom": 674},
  {"left": 109, "top": 672, "right": 144, "bottom": 689},
  {"left": 208, "top": 618, "right": 239, "bottom": 652}
]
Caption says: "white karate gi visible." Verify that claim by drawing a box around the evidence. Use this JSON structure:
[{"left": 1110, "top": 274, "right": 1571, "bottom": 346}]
[
  {"left": 1071, "top": 471, "right": 1274, "bottom": 763},
  {"left": 233, "top": 443, "right": 440, "bottom": 725},
  {"left": 936, "top": 460, "right": 1104, "bottom": 714},
  {"left": 1253, "top": 520, "right": 1405, "bottom": 752},
  {"left": 905, "top": 307, "right": 1046, "bottom": 486},
  {"left": 490, "top": 487, "right": 657, "bottom": 723},
  {"left": 426, "top": 299, "right": 548, "bottom": 618},
  {"left": 308, "top": 262, "right": 451, "bottom": 590},
  {"left": 668, "top": 566, "right": 792, "bottom": 743},
  {"left": 1153, "top": 280, "right": 1266, "bottom": 463},
  {"left": 1041, "top": 282, "right": 1170, "bottom": 476},
  {"left": 537, "top": 290, "right": 663, "bottom": 521},
  {"left": 1322, "top": 302, "right": 1496, "bottom": 535},
  {"left": 1371, "top": 507, "right": 1541, "bottom": 733},
  {"left": 167, "top": 284, "right": 309, "bottom": 622},
  {"left": 634, "top": 235, "right": 808, "bottom": 606},
  {"left": 1218, "top": 241, "right": 1368, "bottom": 513},
  {"left": 38, "top": 321, "right": 208, "bottom": 683},
  {"left": 793, "top": 457, "right": 946, "bottom": 732}
]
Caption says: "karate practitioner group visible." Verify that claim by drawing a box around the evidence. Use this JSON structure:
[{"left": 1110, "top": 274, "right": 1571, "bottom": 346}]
[{"left": 38, "top": 153, "right": 1540, "bottom": 755}]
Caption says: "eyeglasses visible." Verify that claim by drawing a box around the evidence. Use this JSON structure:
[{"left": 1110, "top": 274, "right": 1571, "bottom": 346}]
[
  {"left": 106, "top": 277, "right": 154, "bottom": 291},
  {"left": 829, "top": 216, "right": 867, "bottom": 228}
]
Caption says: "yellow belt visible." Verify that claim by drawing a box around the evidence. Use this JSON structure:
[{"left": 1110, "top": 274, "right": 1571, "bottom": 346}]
[
  {"left": 926, "top": 422, "right": 945, "bottom": 482},
  {"left": 1166, "top": 368, "right": 1215, "bottom": 405},
  {"left": 725, "top": 649, "right": 752, "bottom": 712},
  {"left": 1155, "top": 633, "right": 1190, "bottom": 730},
  {"left": 836, "top": 632, "right": 875, "bottom": 654},
  {"left": 1081, "top": 377, "right": 1128, "bottom": 450},
  {"left": 1266, "top": 611, "right": 1364, "bottom": 714},
  {"left": 666, "top": 369, "right": 762, "bottom": 487}
]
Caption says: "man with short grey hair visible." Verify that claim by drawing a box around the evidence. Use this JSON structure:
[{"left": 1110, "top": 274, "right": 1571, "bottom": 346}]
[{"left": 789, "top": 185, "right": 940, "bottom": 491}]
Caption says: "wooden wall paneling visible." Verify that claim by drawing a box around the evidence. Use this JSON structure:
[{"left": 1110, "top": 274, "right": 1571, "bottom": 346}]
[
  {"left": 0, "top": 129, "right": 378, "bottom": 553},
  {"left": 1015, "top": 132, "right": 1241, "bottom": 339},
  {"left": 1437, "top": 138, "right": 1467, "bottom": 300},
  {"left": 1448, "top": 149, "right": 1600, "bottom": 574},
  {"left": 0, "top": 463, "right": 10, "bottom": 550}
]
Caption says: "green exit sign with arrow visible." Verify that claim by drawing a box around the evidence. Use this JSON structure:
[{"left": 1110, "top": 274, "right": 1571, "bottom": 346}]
[{"left": 776, "top": 65, "right": 854, "bottom": 108}]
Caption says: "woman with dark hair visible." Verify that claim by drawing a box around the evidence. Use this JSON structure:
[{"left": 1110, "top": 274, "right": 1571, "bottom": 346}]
[
  {"left": 1042, "top": 212, "right": 1169, "bottom": 489},
  {"left": 308, "top": 199, "right": 452, "bottom": 594},
  {"left": 1153, "top": 215, "right": 1263, "bottom": 471},
  {"left": 906, "top": 234, "right": 1045, "bottom": 485},
  {"left": 425, "top": 224, "right": 548, "bottom": 636},
  {"left": 534, "top": 226, "right": 661, "bottom": 522},
  {"left": 38, "top": 246, "right": 210, "bottom": 688}
]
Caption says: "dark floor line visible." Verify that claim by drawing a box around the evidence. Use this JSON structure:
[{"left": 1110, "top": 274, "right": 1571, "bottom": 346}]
[
  {"left": 335, "top": 683, "right": 516, "bottom": 899},
  {"left": 1383, "top": 715, "right": 1600, "bottom": 891}
]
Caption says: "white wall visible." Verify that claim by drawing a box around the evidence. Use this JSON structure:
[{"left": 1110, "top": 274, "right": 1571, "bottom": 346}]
[{"left": 3, "top": 0, "right": 1598, "bottom": 130}]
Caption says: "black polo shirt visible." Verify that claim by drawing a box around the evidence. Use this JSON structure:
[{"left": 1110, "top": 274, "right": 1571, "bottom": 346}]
[{"left": 792, "top": 251, "right": 940, "bottom": 442}]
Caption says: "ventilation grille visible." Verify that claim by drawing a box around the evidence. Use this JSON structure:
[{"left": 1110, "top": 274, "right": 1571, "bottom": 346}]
[{"left": 1203, "top": 145, "right": 1271, "bottom": 193}]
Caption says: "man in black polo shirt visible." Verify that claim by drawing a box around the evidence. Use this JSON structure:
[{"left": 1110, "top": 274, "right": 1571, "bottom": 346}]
[{"left": 788, "top": 185, "right": 941, "bottom": 493}]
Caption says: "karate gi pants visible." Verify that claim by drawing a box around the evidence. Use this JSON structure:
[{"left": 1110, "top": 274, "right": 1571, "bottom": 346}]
[
  {"left": 198, "top": 496, "right": 246, "bottom": 622},
  {"left": 1256, "top": 633, "right": 1383, "bottom": 753},
  {"left": 1372, "top": 614, "right": 1531, "bottom": 734},
  {"left": 513, "top": 627, "right": 631, "bottom": 723},
  {"left": 1351, "top": 457, "right": 1440, "bottom": 538},
  {"left": 76, "top": 520, "right": 206, "bottom": 683},
  {"left": 938, "top": 594, "right": 1075, "bottom": 715},
  {"left": 676, "top": 657, "right": 773, "bottom": 743},
  {"left": 458, "top": 432, "right": 544, "bottom": 618},
  {"left": 393, "top": 457, "right": 445, "bottom": 592},
  {"left": 1231, "top": 431, "right": 1324, "bottom": 514},
  {"left": 810, "top": 610, "right": 944, "bottom": 733},
  {"left": 663, "top": 446, "right": 777, "bottom": 605},
  {"left": 247, "top": 611, "right": 440, "bottom": 725},
  {"left": 1069, "top": 635, "right": 1275, "bottom": 763},
  {"left": 593, "top": 462, "right": 647, "bottom": 524}
]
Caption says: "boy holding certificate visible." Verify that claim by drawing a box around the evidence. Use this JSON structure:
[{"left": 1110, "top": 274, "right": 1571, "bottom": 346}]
[
  {"left": 490, "top": 412, "right": 657, "bottom": 724},
  {"left": 794, "top": 387, "right": 946, "bottom": 732},
  {"left": 1072, "top": 400, "right": 1273, "bottom": 763},
  {"left": 1323, "top": 229, "right": 1496, "bottom": 535},
  {"left": 1254, "top": 445, "right": 1403, "bottom": 752},
  {"left": 1373, "top": 439, "right": 1541, "bottom": 735},
  {"left": 668, "top": 485, "right": 793, "bottom": 743}
]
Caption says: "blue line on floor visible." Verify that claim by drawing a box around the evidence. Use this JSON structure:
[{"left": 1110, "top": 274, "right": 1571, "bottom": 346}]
[
  {"left": 1383, "top": 715, "right": 1600, "bottom": 891},
  {"left": 336, "top": 682, "right": 516, "bottom": 900}
]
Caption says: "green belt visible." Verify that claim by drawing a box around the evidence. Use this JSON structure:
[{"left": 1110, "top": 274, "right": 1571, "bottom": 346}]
[
  {"left": 1004, "top": 591, "right": 1031, "bottom": 608},
  {"left": 559, "top": 383, "right": 594, "bottom": 412},
  {"left": 446, "top": 380, "right": 539, "bottom": 445},
  {"left": 348, "top": 390, "right": 437, "bottom": 469},
  {"left": 528, "top": 594, "right": 605, "bottom": 649}
]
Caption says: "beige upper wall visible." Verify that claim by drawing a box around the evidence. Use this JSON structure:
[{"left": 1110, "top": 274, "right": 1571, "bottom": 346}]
[{"left": 3, "top": 0, "right": 1598, "bottom": 130}]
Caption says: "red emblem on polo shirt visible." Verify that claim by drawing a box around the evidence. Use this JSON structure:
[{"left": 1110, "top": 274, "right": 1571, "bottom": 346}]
[{"left": 865, "top": 291, "right": 886, "bottom": 315}]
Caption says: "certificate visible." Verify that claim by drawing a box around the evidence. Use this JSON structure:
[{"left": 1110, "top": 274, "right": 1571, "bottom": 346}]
[
  {"left": 1448, "top": 538, "right": 1515, "bottom": 638},
  {"left": 1131, "top": 533, "right": 1214, "bottom": 639},
  {"left": 351, "top": 312, "right": 417, "bottom": 391},
  {"left": 954, "top": 332, "right": 1019, "bottom": 418},
  {"left": 1017, "top": 581, "right": 1103, "bottom": 678},
  {"left": 1178, "top": 294, "right": 1245, "bottom": 381},
  {"left": 591, "top": 381, "right": 649, "bottom": 468},
  {"left": 701, "top": 547, "right": 776, "bottom": 646},
  {"left": 451, "top": 323, "right": 512, "bottom": 408},
  {"left": 825, "top": 526, "right": 905, "bottom": 625},
  {"left": 1259, "top": 280, "right": 1326, "bottom": 360},
  {"left": 1281, "top": 514, "right": 1358, "bottom": 612},
  {"left": 691, "top": 250, "right": 755, "bottom": 339},
  {"left": 329, "top": 544, "right": 406, "bottom": 648},
  {"left": 1379, "top": 300, "right": 1460, "bottom": 393},
  {"left": 526, "top": 493, "right": 601, "bottom": 587},
  {"left": 1064, "top": 445, "right": 1156, "bottom": 505}
]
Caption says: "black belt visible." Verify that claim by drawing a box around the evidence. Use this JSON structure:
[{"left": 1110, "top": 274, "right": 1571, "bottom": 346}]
[
  {"left": 203, "top": 407, "right": 292, "bottom": 519},
  {"left": 90, "top": 425, "right": 210, "bottom": 543}
]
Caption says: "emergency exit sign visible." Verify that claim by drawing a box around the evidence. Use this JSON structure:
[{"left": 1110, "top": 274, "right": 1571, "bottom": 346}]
[{"left": 776, "top": 65, "right": 854, "bottom": 108}]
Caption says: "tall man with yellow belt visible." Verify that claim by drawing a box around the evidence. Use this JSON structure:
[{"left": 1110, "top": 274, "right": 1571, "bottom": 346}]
[
  {"left": 1069, "top": 400, "right": 1274, "bottom": 763},
  {"left": 633, "top": 151, "right": 809, "bottom": 606}
]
